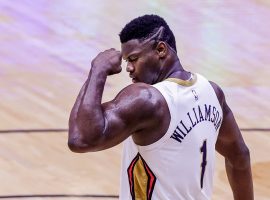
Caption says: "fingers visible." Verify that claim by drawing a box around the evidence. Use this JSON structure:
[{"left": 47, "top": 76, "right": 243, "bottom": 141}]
[
  {"left": 105, "top": 48, "right": 122, "bottom": 60},
  {"left": 91, "top": 48, "right": 122, "bottom": 76}
]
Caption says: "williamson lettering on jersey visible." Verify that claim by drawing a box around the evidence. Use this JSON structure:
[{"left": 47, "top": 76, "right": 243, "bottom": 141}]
[{"left": 170, "top": 104, "right": 223, "bottom": 143}]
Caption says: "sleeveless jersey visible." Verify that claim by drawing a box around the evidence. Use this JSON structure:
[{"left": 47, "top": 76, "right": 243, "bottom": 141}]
[{"left": 119, "top": 73, "right": 223, "bottom": 200}]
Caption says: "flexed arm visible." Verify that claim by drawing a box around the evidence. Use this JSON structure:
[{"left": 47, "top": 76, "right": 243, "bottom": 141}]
[
  {"left": 68, "top": 49, "right": 161, "bottom": 152},
  {"left": 68, "top": 48, "right": 122, "bottom": 152}
]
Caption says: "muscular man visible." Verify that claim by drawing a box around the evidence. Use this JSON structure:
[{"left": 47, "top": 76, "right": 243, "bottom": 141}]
[{"left": 68, "top": 15, "right": 253, "bottom": 200}]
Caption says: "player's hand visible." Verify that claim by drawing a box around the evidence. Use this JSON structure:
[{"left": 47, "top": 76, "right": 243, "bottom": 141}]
[{"left": 91, "top": 48, "right": 122, "bottom": 75}]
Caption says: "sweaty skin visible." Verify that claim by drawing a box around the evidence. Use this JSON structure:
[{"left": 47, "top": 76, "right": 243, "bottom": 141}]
[{"left": 68, "top": 39, "right": 253, "bottom": 200}]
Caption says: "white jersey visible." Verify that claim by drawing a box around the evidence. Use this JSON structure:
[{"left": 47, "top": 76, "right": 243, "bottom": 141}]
[{"left": 120, "top": 73, "right": 223, "bottom": 200}]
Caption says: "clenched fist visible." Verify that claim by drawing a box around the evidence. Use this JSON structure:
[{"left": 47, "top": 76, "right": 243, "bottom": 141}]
[{"left": 91, "top": 48, "right": 122, "bottom": 75}]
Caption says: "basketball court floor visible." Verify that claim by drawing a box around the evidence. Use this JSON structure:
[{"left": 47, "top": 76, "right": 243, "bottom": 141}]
[{"left": 0, "top": 0, "right": 269, "bottom": 199}]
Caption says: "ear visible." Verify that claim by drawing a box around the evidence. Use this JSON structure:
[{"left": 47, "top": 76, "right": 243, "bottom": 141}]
[{"left": 156, "top": 41, "right": 167, "bottom": 59}]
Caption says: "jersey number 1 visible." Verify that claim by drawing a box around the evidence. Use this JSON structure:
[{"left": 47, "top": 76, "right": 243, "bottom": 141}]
[{"left": 200, "top": 140, "right": 207, "bottom": 189}]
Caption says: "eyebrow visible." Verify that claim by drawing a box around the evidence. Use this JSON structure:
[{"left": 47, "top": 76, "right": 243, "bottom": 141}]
[
  {"left": 124, "top": 51, "right": 140, "bottom": 61},
  {"left": 123, "top": 54, "right": 138, "bottom": 62}
]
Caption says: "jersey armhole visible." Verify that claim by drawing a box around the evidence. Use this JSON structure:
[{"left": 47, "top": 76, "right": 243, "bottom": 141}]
[{"left": 135, "top": 83, "right": 176, "bottom": 151}]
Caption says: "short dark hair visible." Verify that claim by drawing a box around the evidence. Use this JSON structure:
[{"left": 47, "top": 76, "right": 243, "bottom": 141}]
[{"left": 119, "top": 14, "right": 177, "bottom": 52}]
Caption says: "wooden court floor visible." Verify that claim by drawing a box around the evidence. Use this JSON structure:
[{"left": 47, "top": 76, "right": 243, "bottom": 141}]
[{"left": 0, "top": 0, "right": 269, "bottom": 199}]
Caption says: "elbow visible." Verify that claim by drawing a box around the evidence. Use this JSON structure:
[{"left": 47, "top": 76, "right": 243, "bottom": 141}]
[
  {"left": 68, "top": 137, "right": 89, "bottom": 153},
  {"left": 67, "top": 127, "right": 91, "bottom": 153},
  {"left": 239, "top": 148, "right": 251, "bottom": 169},
  {"left": 68, "top": 116, "right": 105, "bottom": 153},
  {"left": 227, "top": 147, "right": 251, "bottom": 170},
  {"left": 68, "top": 129, "right": 103, "bottom": 153}
]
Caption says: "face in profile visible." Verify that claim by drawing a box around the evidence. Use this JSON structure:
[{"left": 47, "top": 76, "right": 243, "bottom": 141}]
[{"left": 121, "top": 38, "right": 163, "bottom": 85}]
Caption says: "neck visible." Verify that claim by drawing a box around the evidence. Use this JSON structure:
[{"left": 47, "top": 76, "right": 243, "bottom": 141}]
[{"left": 156, "top": 53, "right": 189, "bottom": 82}]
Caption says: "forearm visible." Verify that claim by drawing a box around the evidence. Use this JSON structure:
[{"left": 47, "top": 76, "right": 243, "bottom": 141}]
[
  {"left": 68, "top": 81, "right": 87, "bottom": 145},
  {"left": 225, "top": 153, "right": 254, "bottom": 200},
  {"left": 77, "top": 65, "right": 108, "bottom": 140},
  {"left": 68, "top": 66, "right": 108, "bottom": 151}
]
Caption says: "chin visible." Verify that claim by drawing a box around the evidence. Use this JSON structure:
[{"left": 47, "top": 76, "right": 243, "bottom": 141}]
[
  {"left": 131, "top": 78, "right": 150, "bottom": 84},
  {"left": 132, "top": 78, "right": 138, "bottom": 83}
]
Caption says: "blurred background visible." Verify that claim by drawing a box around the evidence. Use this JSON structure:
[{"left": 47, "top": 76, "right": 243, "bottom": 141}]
[{"left": 0, "top": 0, "right": 269, "bottom": 199}]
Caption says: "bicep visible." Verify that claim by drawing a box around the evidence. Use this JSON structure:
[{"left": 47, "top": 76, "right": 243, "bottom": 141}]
[
  {"left": 210, "top": 81, "right": 247, "bottom": 158},
  {"left": 96, "top": 102, "right": 132, "bottom": 150},
  {"left": 95, "top": 85, "right": 156, "bottom": 150},
  {"left": 216, "top": 101, "right": 249, "bottom": 166}
]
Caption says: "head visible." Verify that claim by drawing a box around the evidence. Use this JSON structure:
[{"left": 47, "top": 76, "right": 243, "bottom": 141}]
[{"left": 119, "top": 14, "right": 177, "bottom": 84}]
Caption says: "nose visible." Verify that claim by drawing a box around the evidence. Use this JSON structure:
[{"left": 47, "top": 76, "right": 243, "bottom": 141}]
[{"left": 126, "top": 62, "right": 135, "bottom": 73}]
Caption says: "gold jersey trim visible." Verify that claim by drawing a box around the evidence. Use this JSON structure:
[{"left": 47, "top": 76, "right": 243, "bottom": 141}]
[{"left": 165, "top": 73, "right": 197, "bottom": 87}]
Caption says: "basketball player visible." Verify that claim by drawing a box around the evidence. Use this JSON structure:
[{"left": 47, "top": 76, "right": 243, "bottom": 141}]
[{"left": 68, "top": 15, "right": 253, "bottom": 199}]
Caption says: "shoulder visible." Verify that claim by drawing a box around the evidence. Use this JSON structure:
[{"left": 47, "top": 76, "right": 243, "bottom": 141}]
[
  {"left": 101, "top": 83, "right": 169, "bottom": 139},
  {"left": 116, "top": 83, "right": 170, "bottom": 144},
  {"left": 209, "top": 81, "right": 226, "bottom": 110},
  {"left": 115, "top": 83, "right": 164, "bottom": 106},
  {"left": 104, "top": 83, "right": 166, "bottom": 119}
]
